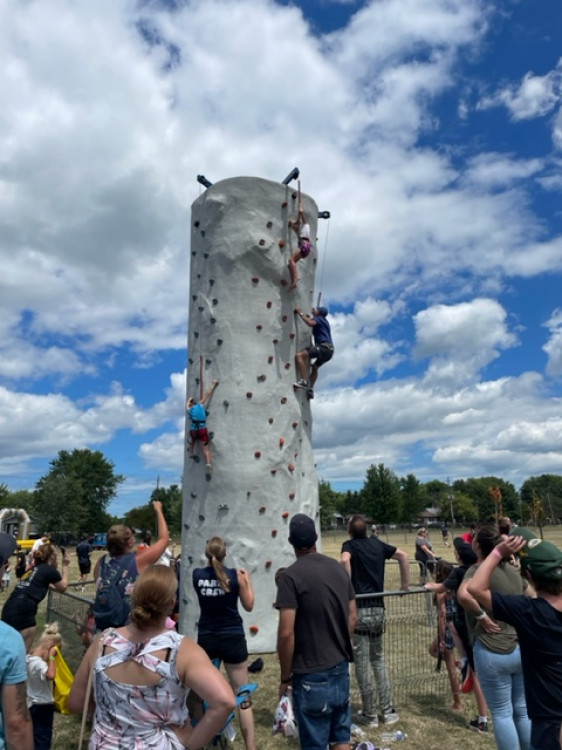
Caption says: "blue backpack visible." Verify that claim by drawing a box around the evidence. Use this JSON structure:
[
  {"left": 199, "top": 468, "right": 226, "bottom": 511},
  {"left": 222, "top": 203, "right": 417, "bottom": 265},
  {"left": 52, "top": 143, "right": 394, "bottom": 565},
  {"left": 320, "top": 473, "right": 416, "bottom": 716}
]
[
  {"left": 190, "top": 403, "right": 207, "bottom": 425},
  {"left": 93, "top": 554, "right": 134, "bottom": 630}
]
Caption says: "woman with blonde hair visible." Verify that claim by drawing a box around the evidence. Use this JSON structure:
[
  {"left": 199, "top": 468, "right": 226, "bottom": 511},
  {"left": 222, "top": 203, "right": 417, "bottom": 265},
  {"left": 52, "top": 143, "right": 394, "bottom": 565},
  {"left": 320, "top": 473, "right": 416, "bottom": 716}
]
[
  {"left": 2, "top": 543, "right": 69, "bottom": 650},
  {"left": 192, "top": 537, "right": 255, "bottom": 750},
  {"left": 27, "top": 622, "right": 63, "bottom": 749},
  {"left": 69, "top": 565, "right": 235, "bottom": 749}
]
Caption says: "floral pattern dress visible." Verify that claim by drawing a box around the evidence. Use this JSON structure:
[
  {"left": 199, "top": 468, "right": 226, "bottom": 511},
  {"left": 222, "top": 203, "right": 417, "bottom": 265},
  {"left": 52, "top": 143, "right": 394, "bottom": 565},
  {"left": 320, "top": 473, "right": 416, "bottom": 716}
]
[{"left": 90, "top": 629, "right": 189, "bottom": 749}]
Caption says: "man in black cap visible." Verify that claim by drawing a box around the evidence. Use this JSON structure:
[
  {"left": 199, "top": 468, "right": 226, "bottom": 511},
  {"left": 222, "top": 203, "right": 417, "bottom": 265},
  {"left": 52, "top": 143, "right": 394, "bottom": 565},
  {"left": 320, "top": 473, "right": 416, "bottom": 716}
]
[
  {"left": 0, "top": 532, "right": 33, "bottom": 748},
  {"left": 468, "top": 531, "right": 562, "bottom": 750},
  {"left": 276, "top": 513, "right": 356, "bottom": 750},
  {"left": 294, "top": 306, "right": 334, "bottom": 398}
]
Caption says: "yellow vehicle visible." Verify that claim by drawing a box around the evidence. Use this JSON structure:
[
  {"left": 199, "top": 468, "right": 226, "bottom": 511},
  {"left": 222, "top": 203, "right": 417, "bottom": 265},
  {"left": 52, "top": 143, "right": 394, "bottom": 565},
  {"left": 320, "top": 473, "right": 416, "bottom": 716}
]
[{"left": 17, "top": 538, "right": 47, "bottom": 552}]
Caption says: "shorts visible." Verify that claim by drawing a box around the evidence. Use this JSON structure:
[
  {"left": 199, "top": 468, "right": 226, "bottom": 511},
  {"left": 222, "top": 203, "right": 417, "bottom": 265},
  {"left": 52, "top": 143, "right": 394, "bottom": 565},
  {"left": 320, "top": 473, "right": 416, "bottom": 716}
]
[
  {"left": 2, "top": 595, "right": 38, "bottom": 631},
  {"left": 78, "top": 559, "right": 91, "bottom": 575},
  {"left": 198, "top": 632, "right": 248, "bottom": 665},
  {"left": 190, "top": 428, "right": 209, "bottom": 445},
  {"left": 298, "top": 239, "right": 311, "bottom": 258},
  {"left": 530, "top": 720, "right": 562, "bottom": 750},
  {"left": 307, "top": 344, "right": 334, "bottom": 368},
  {"left": 292, "top": 661, "right": 350, "bottom": 750}
]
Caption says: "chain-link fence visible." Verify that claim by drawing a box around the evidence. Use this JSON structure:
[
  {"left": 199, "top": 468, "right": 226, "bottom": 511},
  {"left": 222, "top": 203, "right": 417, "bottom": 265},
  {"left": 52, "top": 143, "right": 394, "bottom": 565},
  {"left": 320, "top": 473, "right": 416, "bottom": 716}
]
[{"left": 47, "top": 581, "right": 96, "bottom": 673}]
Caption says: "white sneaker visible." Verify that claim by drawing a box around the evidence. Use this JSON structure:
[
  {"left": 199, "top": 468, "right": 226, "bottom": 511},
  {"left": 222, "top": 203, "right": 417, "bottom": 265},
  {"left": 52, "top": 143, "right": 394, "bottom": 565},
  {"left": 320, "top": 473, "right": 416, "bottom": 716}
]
[{"left": 382, "top": 708, "right": 399, "bottom": 725}]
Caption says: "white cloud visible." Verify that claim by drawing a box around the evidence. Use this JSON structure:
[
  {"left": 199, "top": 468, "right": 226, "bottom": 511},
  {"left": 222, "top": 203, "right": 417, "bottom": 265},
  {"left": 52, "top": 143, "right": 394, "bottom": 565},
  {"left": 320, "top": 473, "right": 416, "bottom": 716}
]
[
  {"left": 543, "top": 309, "right": 562, "bottom": 376},
  {"left": 478, "top": 60, "right": 562, "bottom": 121}
]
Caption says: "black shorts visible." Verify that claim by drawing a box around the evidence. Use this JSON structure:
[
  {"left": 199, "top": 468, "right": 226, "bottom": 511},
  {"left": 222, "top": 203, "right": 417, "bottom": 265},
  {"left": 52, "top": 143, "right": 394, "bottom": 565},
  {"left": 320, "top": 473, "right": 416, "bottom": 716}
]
[
  {"left": 78, "top": 560, "right": 91, "bottom": 575},
  {"left": 307, "top": 344, "right": 334, "bottom": 368},
  {"left": 198, "top": 632, "right": 248, "bottom": 665},
  {"left": 2, "top": 595, "right": 38, "bottom": 631}
]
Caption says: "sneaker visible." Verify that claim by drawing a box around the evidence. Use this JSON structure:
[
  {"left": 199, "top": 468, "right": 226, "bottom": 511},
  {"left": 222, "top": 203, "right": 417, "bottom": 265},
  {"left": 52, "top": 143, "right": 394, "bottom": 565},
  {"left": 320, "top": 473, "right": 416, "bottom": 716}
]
[
  {"left": 205, "top": 464, "right": 212, "bottom": 476},
  {"left": 469, "top": 718, "right": 488, "bottom": 734},
  {"left": 382, "top": 709, "right": 400, "bottom": 725},
  {"left": 307, "top": 388, "right": 314, "bottom": 399},
  {"left": 294, "top": 379, "right": 308, "bottom": 388},
  {"left": 354, "top": 714, "right": 379, "bottom": 729},
  {"left": 461, "top": 671, "right": 474, "bottom": 694}
]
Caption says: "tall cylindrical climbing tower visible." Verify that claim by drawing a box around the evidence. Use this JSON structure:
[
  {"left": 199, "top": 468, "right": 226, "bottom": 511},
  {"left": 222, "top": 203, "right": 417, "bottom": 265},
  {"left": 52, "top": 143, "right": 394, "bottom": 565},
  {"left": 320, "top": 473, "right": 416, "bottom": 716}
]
[{"left": 180, "top": 176, "right": 321, "bottom": 652}]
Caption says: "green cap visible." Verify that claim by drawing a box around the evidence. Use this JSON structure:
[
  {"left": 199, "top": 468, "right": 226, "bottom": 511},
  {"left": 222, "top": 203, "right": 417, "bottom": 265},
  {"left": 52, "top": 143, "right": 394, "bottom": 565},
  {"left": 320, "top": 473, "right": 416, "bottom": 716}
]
[
  {"left": 519, "top": 538, "right": 562, "bottom": 582},
  {"left": 509, "top": 526, "right": 537, "bottom": 543}
]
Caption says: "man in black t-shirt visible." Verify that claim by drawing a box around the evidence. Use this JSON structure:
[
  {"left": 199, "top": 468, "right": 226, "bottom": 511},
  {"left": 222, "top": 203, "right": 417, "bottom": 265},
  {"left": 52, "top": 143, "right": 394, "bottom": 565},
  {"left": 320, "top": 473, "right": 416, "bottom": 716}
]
[
  {"left": 76, "top": 536, "right": 92, "bottom": 582},
  {"left": 467, "top": 531, "right": 562, "bottom": 750},
  {"left": 276, "top": 514, "right": 356, "bottom": 750},
  {"left": 341, "top": 515, "right": 409, "bottom": 728}
]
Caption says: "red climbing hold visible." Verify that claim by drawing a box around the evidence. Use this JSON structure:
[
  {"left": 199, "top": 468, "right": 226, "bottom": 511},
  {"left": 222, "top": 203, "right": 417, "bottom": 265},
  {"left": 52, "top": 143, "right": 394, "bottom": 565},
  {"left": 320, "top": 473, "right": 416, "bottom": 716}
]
[
  {"left": 282, "top": 315, "right": 288, "bottom": 322},
  {"left": 268, "top": 417, "right": 274, "bottom": 424},
  {"left": 252, "top": 277, "right": 259, "bottom": 283},
  {"left": 259, "top": 506, "right": 266, "bottom": 514},
  {"left": 266, "top": 301, "right": 272, "bottom": 308},
  {"left": 279, "top": 438, "right": 285, "bottom": 447},
  {"left": 246, "top": 392, "right": 253, "bottom": 398},
  {"left": 265, "top": 560, "right": 272, "bottom": 568},
  {"left": 280, "top": 279, "right": 288, "bottom": 286},
  {"left": 271, "top": 529, "right": 278, "bottom": 537},
  {"left": 249, "top": 625, "right": 259, "bottom": 635},
  {"left": 282, "top": 511, "right": 289, "bottom": 519},
  {"left": 271, "top": 469, "right": 277, "bottom": 475},
  {"left": 256, "top": 324, "right": 262, "bottom": 331},
  {"left": 278, "top": 239, "right": 286, "bottom": 248},
  {"left": 280, "top": 397, "right": 287, "bottom": 404},
  {"left": 288, "top": 463, "right": 295, "bottom": 472},
  {"left": 254, "top": 451, "right": 261, "bottom": 458},
  {"left": 259, "top": 239, "right": 265, "bottom": 246},
  {"left": 284, "top": 363, "right": 291, "bottom": 370},
  {"left": 268, "top": 356, "right": 274, "bottom": 364},
  {"left": 289, "top": 333, "right": 295, "bottom": 339},
  {"left": 282, "top": 201, "right": 288, "bottom": 208},
  {"left": 289, "top": 492, "right": 295, "bottom": 500},
  {"left": 292, "top": 422, "right": 298, "bottom": 429}
]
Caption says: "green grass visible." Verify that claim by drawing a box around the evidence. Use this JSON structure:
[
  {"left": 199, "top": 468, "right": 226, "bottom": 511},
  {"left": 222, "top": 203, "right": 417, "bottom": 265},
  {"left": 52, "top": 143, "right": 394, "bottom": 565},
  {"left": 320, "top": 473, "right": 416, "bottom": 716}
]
[{"left": 42, "top": 525, "right": 561, "bottom": 749}]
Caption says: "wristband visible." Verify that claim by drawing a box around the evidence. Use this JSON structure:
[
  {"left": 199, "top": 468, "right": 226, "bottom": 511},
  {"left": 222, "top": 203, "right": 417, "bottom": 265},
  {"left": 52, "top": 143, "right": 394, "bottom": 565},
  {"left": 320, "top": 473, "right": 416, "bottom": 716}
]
[
  {"left": 475, "top": 610, "right": 487, "bottom": 620},
  {"left": 492, "top": 547, "right": 503, "bottom": 560},
  {"left": 49, "top": 655, "right": 56, "bottom": 661}
]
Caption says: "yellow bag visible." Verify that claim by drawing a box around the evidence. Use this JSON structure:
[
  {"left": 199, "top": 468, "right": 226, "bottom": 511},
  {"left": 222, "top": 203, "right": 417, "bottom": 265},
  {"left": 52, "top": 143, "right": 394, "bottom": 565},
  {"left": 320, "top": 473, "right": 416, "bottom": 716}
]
[{"left": 53, "top": 646, "right": 74, "bottom": 715}]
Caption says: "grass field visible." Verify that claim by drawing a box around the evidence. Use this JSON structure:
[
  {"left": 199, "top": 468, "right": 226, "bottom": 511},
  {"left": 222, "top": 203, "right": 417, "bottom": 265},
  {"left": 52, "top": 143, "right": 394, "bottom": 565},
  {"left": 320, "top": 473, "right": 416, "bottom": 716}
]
[{"left": 13, "top": 524, "right": 558, "bottom": 749}]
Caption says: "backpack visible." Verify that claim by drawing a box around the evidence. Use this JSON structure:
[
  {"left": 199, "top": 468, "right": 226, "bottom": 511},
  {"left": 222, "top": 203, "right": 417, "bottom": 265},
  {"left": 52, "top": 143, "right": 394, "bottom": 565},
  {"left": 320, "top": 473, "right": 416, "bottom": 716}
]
[
  {"left": 190, "top": 403, "right": 207, "bottom": 425},
  {"left": 93, "top": 554, "right": 134, "bottom": 630}
]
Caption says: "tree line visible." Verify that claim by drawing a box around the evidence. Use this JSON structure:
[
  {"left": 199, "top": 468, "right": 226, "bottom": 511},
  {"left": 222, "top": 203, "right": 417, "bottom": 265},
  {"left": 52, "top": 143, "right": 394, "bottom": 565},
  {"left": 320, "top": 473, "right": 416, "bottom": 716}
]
[
  {"left": 319, "top": 464, "right": 562, "bottom": 530},
  {"left": 1, "top": 450, "right": 560, "bottom": 539}
]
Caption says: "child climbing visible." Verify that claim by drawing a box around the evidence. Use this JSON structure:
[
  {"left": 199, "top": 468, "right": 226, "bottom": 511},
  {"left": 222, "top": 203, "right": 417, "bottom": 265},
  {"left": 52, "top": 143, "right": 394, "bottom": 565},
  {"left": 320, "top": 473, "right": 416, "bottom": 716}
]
[
  {"left": 287, "top": 199, "right": 311, "bottom": 290},
  {"left": 187, "top": 380, "right": 218, "bottom": 476},
  {"left": 294, "top": 307, "right": 334, "bottom": 398}
]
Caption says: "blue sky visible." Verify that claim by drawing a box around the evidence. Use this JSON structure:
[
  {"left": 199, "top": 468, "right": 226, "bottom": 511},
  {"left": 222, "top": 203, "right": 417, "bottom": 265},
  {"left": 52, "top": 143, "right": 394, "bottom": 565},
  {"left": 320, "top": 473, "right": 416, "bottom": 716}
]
[{"left": 1, "top": 0, "right": 562, "bottom": 516}]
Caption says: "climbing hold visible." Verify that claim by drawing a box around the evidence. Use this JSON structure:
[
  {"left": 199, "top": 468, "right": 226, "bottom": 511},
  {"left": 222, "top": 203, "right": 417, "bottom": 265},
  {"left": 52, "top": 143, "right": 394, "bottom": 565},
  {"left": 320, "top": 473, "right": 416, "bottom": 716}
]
[
  {"left": 268, "top": 356, "right": 273, "bottom": 364},
  {"left": 212, "top": 299, "right": 218, "bottom": 305},
  {"left": 280, "top": 397, "right": 287, "bottom": 404},
  {"left": 252, "top": 277, "right": 259, "bottom": 284},
  {"left": 194, "top": 331, "right": 199, "bottom": 338},
  {"left": 223, "top": 400, "right": 229, "bottom": 407},
  {"left": 268, "top": 417, "right": 274, "bottom": 424},
  {"left": 217, "top": 339, "right": 223, "bottom": 346},
  {"left": 282, "top": 201, "right": 288, "bottom": 208},
  {"left": 188, "top": 556, "right": 193, "bottom": 564},
  {"left": 259, "top": 239, "right": 265, "bottom": 246},
  {"left": 194, "top": 220, "right": 200, "bottom": 227},
  {"left": 246, "top": 392, "right": 253, "bottom": 399},
  {"left": 191, "top": 251, "right": 197, "bottom": 256},
  {"left": 280, "top": 279, "right": 288, "bottom": 286},
  {"left": 197, "top": 274, "right": 201, "bottom": 279},
  {"left": 257, "top": 374, "right": 266, "bottom": 382},
  {"left": 265, "top": 560, "right": 272, "bottom": 568},
  {"left": 259, "top": 506, "right": 266, "bottom": 513},
  {"left": 198, "top": 305, "right": 204, "bottom": 312},
  {"left": 249, "top": 625, "right": 259, "bottom": 635},
  {"left": 203, "top": 252, "right": 209, "bottom": 258},
  {"left": 205, "top": 358, "right": 212, "bottom": 365},
  {"left": 282, "top": 511, "right": 289, "bottom": 519},
  {"left": 271, "top": 469, "right": 277, "bottom": 476},
  {"left": 191, "top": 455, "right": 200, "bottom": 463},
  {"left": 209, "top": 279, "right": 215, "bottom": 286},
  {"left": 247, "top": 490, "right": 251, "bottom": 497},
  {"left": 192, "top": 295, "right": 197, "bottom": 301},
  {"left": 188, "top": 358, "right": 193, "bottom": 365},
  {"left": 271, "top": 529, "right": 278, "bottom": 537},
  {"left": 266, "top": 221, "right": 273, "bottom": 228},
  {"left": 254, "top": 451, "right": 261, "bottom": 458},
  {"left": 182, "top": 597, "right": 188, "bottom": 605},
  {"left": 273, "top": 338, "right": 279, "bottom": 344},
  {"left": 278, "top": 239, "right": 286, "bottom": 248},
  {"left": 266, "top": 301, "right": 272, "bottom": 309},
  {"left": 288, "top": 463, "right": 295, "bottom": 472},
  {"left": 210, "top": 318, "right": 216, "bottom": 324},
  {"left": 218, "top": 504, "right": 229, "bottom": 511},
  {"left": 190, "top": 493, "right": 197, "bottom": 499},
  {"left": 279, "top": 438, "right": 285, "bottom": 447},
  {"left": 292, "top": 422, "right": 298, "bottom": 429},
  {"left": 183, "top": 523, "right": 189, "bottom": 530},
  {"left": 201, "top": 231, "right": 206, "bottom": 238},
  {"left": 256, "top": 324, "right": 262, "bottom": 331},
  {"left": 284, "top": 363, "right": 291, "bottom": 370},
  {"left": 289, "top": 492, "right": 295, "bottom": 500},
  {"left": 195, "top": 377, "right": 200, "bottom": 385},
  {"left": 289, "top": 333, "right": 295, "bottom": 339},
  {"left": 282, "top": 315, "right": 288, "bottom": 322},
  {"left": 198, "top": 514, "right": 205, "bottom": 521}
]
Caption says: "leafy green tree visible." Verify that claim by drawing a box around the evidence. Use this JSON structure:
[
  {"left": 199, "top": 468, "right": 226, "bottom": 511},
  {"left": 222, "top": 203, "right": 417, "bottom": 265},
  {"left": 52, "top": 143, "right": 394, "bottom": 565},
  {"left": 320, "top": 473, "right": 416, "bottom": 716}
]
[
  {"left": 400, "top": 474, "right": 427, "bottom": 523},
  {"left": 151, "top": 484, "right": 182, "bottom": 536},
  {"left": 362, "top": 464, "right": 400, "bottom": 523},
  {"left": 441, "top": 491, "right": 477, "bottom": 524},
  {"left": 520, "top": 475, "right": 562, "bottom": 522},
  {"left": 36, "top": 449, "right": 125, "bottom": 532},
  {"left": 424, "top": 480, "right": 450, "bottom": 509},
  {"left": 0, "top": 484, "right": 10, "bottom": 508},
  {"left": 6, "top": 489, "right": 34, "bottom": 510},
  {"left": 319, "top": 480, "right": 341, "bottom": 529},
  {"left": 31, "top": 474, "right": 88, "bottom": 535},
  {"left": 453, "top": 477, "right": 519, "bottom": 521}
]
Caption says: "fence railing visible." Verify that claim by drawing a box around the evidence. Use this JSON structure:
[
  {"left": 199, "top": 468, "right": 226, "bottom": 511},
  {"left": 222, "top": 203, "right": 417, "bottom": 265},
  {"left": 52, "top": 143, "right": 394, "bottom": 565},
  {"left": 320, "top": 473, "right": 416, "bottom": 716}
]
[{"left": 47, "top": 569, "right": 448, "bottom": 705}]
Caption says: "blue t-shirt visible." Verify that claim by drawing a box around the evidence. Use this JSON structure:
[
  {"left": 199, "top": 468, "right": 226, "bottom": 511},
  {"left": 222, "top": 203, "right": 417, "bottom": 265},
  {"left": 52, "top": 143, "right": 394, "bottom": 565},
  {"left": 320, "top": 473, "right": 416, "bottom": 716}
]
[
  {"left": 0, "top": 622, "right": 27, "bottom": 749},
  {"left": 192, "top": 565, "right": 243, "bottom": 636},
  {"left": 313, "top": 315, "right": 333, "bottom": 347}
]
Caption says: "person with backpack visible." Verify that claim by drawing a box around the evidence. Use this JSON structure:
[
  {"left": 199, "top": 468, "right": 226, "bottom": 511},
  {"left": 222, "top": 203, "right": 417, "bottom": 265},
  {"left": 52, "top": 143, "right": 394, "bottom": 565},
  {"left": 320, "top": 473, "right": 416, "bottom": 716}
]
[
  {"left": 187, "top": 379, "right": 218, "bottom": 476},
  {"left": 93, "top": 500, "right": 170, "bottom": 632}
]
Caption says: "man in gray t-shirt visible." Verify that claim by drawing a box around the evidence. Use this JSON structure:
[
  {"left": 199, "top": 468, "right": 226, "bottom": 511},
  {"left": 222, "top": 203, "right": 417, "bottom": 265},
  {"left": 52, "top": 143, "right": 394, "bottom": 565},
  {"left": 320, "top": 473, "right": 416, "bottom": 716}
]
[{"left": 276, "top": 514, "right": 356, "bottom": 750}]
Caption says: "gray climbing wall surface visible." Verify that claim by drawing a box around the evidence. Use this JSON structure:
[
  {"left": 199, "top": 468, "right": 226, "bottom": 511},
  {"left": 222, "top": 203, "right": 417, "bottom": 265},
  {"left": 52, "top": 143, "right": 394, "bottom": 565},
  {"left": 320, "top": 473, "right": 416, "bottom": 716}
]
[{"left": 180, "top": 176, "right": 321, "bottom": 652}]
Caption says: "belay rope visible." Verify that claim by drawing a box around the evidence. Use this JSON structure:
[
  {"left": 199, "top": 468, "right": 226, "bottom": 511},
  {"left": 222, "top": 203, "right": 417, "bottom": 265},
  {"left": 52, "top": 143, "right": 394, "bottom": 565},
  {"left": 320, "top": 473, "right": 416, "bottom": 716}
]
[{"left": 316, "top": 215, "right": 330, "bottom": 308}]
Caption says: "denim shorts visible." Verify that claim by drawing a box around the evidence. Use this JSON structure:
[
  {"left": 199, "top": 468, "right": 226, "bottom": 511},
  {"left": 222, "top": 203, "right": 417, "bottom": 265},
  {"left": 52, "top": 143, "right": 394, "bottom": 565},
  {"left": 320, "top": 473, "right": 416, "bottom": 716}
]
[{"left": 292, "top": 661, "right": 351, "bottom": 750}]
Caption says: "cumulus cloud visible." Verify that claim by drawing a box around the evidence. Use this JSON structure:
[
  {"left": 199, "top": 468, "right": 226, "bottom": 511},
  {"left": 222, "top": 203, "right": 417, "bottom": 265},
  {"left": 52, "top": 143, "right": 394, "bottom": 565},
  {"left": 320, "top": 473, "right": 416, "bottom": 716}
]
[{"left": 543, "top": 309, "right": 562, "bottom": 376}]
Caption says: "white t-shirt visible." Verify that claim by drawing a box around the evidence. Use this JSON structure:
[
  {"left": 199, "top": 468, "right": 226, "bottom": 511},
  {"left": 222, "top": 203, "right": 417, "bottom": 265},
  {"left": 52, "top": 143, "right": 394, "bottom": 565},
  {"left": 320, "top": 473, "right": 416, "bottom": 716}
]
[
  {"left": 26, "top": 655, "right": 53, "bottom": 706},
  {"left": 299, "top": 223, "right": 310, "bottom": 240}
]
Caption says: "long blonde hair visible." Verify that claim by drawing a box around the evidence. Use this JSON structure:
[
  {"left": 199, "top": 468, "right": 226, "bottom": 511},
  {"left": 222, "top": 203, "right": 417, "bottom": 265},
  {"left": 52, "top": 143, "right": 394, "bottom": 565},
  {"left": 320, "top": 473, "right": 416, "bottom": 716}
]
[{"left": 205, "top": 537, "right": 230, "bottom": 592}]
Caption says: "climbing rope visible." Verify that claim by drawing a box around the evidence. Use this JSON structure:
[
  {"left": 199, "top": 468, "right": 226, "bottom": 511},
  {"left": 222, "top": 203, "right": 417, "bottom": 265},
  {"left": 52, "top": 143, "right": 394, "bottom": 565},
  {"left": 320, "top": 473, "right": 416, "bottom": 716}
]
[{"left": 316, "top": 216, "right": 330, "bottom": 308}]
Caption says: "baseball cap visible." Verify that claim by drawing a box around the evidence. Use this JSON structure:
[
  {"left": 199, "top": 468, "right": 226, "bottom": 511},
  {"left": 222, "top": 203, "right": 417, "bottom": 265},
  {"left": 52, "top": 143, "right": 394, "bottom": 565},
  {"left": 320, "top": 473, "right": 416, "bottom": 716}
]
[
  {"left": 0, "top": 533, "right": 16, "bottom": 567},
  {"left": 289, "top": 513, "right": 317, "bottom": 550},
  {"left": 518, "top": 537, "right": 562, "bottom": 582},
  {"left": 316, "top": 306, "right": 328, "bottom": 317},
  {"left": 509, "top": 526, "right": 537, "bottom": 543}
]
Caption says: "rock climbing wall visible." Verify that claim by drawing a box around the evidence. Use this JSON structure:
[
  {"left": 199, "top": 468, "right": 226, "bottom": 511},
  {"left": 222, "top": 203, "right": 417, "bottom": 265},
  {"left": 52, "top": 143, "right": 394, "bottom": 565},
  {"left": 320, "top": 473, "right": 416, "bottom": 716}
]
[{"left": 180, "top": 176, "right": 321, "bottom": 652}]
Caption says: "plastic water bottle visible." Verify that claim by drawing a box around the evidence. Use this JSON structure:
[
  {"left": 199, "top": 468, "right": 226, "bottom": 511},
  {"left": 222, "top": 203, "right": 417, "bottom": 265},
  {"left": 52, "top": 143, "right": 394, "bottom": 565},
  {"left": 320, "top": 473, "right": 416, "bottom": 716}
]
[{"left": 381, "top": 730, "right": 407, "bottom": 742}]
